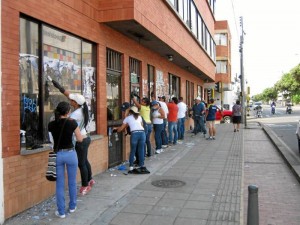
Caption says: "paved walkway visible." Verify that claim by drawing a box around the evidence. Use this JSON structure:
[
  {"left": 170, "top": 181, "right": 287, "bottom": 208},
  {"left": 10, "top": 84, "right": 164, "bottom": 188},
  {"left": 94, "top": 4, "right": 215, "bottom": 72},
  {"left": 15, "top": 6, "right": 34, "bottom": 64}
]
[{"left": 4, "top": 122, "right": 300, "bottom": 225}]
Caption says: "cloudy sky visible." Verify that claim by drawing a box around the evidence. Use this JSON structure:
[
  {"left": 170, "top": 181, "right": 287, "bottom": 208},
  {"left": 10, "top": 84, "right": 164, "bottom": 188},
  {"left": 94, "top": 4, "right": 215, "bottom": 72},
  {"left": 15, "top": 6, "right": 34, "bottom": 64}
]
[{"left": 215, "top": 0, "right": 300, "bottom": 96}]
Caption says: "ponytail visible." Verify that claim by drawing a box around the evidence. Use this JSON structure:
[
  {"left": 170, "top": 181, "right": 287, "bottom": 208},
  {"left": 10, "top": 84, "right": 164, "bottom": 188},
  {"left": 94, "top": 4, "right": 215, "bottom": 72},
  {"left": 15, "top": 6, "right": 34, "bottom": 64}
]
[{"left": 82, "top": 102, "right": 89, "bottom": 128}]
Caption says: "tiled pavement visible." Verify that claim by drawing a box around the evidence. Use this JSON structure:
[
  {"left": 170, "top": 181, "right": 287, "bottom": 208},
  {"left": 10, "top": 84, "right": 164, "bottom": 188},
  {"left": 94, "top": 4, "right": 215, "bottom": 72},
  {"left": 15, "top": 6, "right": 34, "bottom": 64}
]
[{"left": 3, "top": 122, "right": 300, "bottom": 225}]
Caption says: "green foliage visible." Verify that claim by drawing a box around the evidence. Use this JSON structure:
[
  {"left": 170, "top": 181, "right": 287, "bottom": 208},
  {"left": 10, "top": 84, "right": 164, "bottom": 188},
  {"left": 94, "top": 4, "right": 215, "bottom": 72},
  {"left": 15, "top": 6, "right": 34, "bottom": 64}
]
[
  {"left": 261, "top": 87, "right": 277, "bottom": 102},
  {"left": 292, "top": 94, "right": 300, "bottom": 104},
  {"left": 254, "top": 64, "right": 300, "bottom": 102}
]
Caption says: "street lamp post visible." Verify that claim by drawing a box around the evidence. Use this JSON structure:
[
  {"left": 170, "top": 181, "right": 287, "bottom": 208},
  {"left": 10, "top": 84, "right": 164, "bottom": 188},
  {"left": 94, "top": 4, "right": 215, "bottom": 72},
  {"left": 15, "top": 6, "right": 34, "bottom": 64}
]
[{"left": 239, "top": 16, "right": 247, "bottom": 127}]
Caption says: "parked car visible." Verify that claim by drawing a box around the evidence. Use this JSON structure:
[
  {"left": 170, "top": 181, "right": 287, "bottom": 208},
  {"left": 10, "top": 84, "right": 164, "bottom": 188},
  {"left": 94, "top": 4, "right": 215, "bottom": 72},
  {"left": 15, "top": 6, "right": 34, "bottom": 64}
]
[
  {"left": 215, "top": 106, "right": 232, "bottom": 123},
  {"left": 296, "top": 120, "right": 300, "bottom": 154}
]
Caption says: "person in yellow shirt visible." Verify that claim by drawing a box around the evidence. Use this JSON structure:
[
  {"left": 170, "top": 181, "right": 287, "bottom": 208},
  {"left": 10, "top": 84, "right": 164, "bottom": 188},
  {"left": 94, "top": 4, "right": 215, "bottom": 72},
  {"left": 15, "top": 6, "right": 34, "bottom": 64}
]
[{"left": 132, "top": 97, "right": 152, "bottom": 157}]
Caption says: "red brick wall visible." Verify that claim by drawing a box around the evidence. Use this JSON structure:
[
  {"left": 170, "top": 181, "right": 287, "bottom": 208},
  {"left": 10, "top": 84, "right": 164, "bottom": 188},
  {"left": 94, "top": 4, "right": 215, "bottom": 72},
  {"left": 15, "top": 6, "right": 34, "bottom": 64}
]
[{"left": 2, "top": 0, "right": 214, "bottom": 219}]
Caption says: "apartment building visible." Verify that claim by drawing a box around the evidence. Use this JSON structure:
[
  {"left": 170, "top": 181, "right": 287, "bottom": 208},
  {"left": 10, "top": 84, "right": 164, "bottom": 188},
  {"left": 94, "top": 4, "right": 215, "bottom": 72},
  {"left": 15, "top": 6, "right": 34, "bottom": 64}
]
[
  {"left": 1, "top": 0, "right": 216, "bottom": 220},
  {"left": 214, "top": 20, "right": 233, "bottom": 109}
]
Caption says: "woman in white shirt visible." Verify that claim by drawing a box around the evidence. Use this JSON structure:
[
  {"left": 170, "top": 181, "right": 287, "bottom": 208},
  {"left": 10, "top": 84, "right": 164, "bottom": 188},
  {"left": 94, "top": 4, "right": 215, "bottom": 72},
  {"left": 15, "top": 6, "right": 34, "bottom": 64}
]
[
  {"left": 114, "top": 106, "right": 150, "bottom": 174},
  {"left": 151, "top": 101, "right": 165, "bottom": 154}
]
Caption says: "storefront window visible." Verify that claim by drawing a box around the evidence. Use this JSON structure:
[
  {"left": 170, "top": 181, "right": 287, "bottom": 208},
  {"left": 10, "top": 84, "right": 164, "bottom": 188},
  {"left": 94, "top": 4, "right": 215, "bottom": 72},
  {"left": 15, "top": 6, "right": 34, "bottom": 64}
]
[
  {"left": 129, "top": 57, "right": 141, "bottom": 101},
  {"left": 148, "top": 65, "right": 155, "bottom": 98},
  {"left": 169, "top": 73, "right": 180, "bottom": 99},
  {"left": 20, "top": 18, "right": 97, "bottom": 149}
]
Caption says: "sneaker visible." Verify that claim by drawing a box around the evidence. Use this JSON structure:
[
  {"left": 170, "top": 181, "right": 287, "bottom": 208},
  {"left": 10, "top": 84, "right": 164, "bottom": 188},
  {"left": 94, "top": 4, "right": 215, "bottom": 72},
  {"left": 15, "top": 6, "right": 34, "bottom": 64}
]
[
  {"left": 160, "top": 148, "right": 164, "bottom": 153},
  {"left": 55, "top": 211, "right": 66, "bottom": 219},
  {"left": 234, "top": 129, "right": 236, "bottom": 132},
  {"left": 129, "top": 166, "right": 134, "bottom": 171},
  {"left": 177, "top": 140, "right": 183, "bottom": 143},
  {"left": 79, "top": 186, "right": 91, "bottom": 196},
  {"left": 162, "top": 145, "right": 168, "bottom": 148},
  {"left": 212, "top": 136, "right": 215, "bottom": 140},
  {"left": 155, "top": 149, "right": 161, "bottom": 154},
  {"left": 206, "top": 137, "right": 213, "bottom": 140},
  {"left": 88, "top": 179, "right": 96, "bottom": 187},
  {"left": 69, "top": 207, "right": 77, "bottom": 213}
]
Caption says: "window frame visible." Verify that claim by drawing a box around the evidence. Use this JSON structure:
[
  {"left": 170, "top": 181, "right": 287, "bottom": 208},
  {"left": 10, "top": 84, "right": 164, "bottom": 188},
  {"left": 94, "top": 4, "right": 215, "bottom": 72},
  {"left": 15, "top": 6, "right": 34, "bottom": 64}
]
[{"left": 19, "top": 16, "right": 97, "bottom": 151}]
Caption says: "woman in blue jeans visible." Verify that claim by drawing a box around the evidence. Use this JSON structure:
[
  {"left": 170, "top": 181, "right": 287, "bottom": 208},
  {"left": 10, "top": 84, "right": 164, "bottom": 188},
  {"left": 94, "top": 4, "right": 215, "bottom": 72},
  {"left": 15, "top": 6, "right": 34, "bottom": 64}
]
[
  {"left": 52, "top": 80, "right": 95, "bottom": 196},
  {"left": 48, "top": 102, "right": 83, "bottom": 218},
  {"left": 114, "top": 106, "right": 150, "bottom": 174}
]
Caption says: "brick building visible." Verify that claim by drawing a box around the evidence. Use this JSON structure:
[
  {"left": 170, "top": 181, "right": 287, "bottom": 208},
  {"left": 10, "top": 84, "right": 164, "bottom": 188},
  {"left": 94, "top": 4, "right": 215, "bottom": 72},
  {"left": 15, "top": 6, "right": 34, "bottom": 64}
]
[
  {"left": 1, "top": 0, "right": 217, "bottom": 220},
  {"left": 214, "top": 20, "right": 233, "bottom": 108}
]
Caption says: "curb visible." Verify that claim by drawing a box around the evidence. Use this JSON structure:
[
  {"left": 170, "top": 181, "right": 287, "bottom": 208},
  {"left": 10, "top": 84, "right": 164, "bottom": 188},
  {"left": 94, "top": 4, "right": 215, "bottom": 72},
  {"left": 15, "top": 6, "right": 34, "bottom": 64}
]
[{"left": 260, "top": 122, "right": 300, "bottom": 183}]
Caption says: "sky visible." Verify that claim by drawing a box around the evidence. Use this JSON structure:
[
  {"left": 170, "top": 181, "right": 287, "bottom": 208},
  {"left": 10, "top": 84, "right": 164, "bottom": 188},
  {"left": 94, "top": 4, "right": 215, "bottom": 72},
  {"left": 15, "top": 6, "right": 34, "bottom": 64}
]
[{"left": 215, "top": 0, "right": 300, "bottom": 96}]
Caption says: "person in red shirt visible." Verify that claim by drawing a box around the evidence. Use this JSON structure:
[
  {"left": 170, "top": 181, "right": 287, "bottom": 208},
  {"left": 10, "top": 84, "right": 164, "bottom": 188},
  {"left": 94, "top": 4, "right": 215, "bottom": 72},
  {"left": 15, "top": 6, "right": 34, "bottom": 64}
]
[{"left": 167, "top": 97, "right": 179, "bottom": 145}]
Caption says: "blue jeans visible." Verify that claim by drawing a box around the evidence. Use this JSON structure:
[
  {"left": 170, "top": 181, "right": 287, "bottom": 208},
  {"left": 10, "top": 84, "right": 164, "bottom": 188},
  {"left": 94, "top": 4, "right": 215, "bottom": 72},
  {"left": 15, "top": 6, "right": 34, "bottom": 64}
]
[
  {"left": 56, "top": 150, "right": 78, "bottom": 215},
  {"left": 193, "top": 116, "right": 206, "bottom": 134},
  {"left": 200, "top": 116, "right": 206, "bottom": 134},
  {"left": 161, "top": 119, "right": 168, "bottom": 145},
  {"left": 130, "top": 132, "right": 146, "bottom": 167},
  {"left": 75, "top": 136, "right": 92, "bottom": 187},
  {"left": 145, "top": 124, "right": 153, "bottom": 156},
  {"left": 168, "top": 121, "right": 178, "bottom": 144},
  {"left": 153, "top": 123, "right": 164, "bottom": 150},
  {"left": 177, "top": 117, "right": 185, "bottom": 140}
]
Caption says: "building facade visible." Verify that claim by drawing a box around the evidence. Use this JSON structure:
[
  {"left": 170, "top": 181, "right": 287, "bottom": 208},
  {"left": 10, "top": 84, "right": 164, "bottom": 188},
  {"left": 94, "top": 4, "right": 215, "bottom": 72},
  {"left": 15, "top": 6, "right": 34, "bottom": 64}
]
[
  {"left": 214, "top": 20, "right": 233, "bottom": 108},
  {"left": 1, "top": 0, "right": 216, "bottom": 220}
]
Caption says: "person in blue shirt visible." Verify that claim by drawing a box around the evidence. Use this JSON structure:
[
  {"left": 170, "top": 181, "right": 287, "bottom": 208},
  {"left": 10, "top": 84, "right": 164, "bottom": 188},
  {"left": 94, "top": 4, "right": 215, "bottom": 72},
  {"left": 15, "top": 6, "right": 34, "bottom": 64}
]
[
  {"left": 191, "top": 97, "right": 206, "bottom": 137},
  {"left": 206, "top": 99, "right": 220, "bottom": 140}
]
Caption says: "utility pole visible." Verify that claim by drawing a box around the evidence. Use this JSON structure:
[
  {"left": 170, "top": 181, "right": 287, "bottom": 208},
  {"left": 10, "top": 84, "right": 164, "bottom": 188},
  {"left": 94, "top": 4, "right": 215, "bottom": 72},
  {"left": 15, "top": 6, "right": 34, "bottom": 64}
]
[{"left": 239, "top": 16, "right": 247, "bottom": 127}]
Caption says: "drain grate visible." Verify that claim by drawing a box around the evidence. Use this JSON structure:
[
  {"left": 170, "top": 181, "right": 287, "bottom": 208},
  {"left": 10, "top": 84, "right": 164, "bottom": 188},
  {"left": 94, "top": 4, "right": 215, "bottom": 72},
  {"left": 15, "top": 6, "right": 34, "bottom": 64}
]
[{"left": 151, "top": 179, "right": 186, "bottom": 188}]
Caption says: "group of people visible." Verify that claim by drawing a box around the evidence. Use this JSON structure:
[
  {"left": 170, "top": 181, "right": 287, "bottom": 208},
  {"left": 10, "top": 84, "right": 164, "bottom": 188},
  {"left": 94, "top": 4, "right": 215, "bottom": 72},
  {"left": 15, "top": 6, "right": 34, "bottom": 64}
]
[
  {"left": 115, "top": 94, "right": 226, "bottom": 175},
  {"left": 48, "top": 81, "right": 243, "bottom": 218},
  {"left": 48, "top": 80, "right": 95, "bottom": 218}
]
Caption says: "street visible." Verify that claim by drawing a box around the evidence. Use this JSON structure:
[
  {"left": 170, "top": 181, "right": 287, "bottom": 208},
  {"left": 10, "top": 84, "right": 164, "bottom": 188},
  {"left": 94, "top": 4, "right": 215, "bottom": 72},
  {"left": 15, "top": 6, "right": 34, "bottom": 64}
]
[{"left": 249, "top": 104, "right": 300, "bottom": 156}]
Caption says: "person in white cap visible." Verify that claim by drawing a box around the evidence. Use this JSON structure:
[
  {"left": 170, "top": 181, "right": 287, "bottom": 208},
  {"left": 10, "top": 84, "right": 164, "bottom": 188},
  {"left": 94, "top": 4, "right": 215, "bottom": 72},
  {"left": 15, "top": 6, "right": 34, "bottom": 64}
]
[
  {"left": 191, "top": 96, "right": 206, "bottom": 137},
  {"left": 114, "top": 106, "right": 150, "bottom": 174},
  {"left": 52, "top": 80, "right": 95, "bottom": 196}
]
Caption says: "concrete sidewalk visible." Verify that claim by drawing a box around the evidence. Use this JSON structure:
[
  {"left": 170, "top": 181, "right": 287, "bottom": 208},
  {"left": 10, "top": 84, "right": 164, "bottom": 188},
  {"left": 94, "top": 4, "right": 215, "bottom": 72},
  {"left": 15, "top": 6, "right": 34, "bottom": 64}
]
[
  {"left": 4, "top": 121, "right": 300, "bottom": 225},
  {"left": 4, "top": 123, "right": 243, "bottom": 225}
]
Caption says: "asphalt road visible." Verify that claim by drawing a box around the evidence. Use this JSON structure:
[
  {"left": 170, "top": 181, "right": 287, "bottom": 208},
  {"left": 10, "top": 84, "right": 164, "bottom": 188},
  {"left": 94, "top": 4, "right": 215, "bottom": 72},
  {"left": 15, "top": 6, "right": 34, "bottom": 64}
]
[{"left": 248, "top": 104, "right": 300, "bottom": 156}]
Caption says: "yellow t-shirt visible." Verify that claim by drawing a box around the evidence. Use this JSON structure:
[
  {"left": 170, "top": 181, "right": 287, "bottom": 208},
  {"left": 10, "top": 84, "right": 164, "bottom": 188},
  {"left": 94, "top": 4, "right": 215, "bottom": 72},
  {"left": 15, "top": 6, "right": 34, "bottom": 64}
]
[{"left": 140, "top": 105, "right": 151, "bottom": 123}]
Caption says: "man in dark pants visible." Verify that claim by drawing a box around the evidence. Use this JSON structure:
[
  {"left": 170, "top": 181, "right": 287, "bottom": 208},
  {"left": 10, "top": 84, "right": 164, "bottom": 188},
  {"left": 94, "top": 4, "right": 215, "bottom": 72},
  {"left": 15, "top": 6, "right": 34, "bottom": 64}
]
[{"left": 191, "top": 96, "right": 206, "bottom": 137}]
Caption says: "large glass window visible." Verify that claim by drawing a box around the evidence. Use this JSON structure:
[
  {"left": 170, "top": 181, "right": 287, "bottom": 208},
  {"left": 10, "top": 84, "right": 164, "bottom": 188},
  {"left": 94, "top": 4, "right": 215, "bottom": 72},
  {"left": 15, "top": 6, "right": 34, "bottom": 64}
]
[
  {"left": 148, "top": 65, "right": 155, "bottom": 98},
  {"left": 20, "top": 18, "right": 97, "bottom": 149},
  {"left": 216, "top": 60, "right": 227, "bottom": 73},
  {"left": 169, "top": 0, "right": 216, "bottom": 60},
  {"left": 215, "top": 33, "right": 227, "bottom": 46},
  {"left": 129, "top": 57, "right": 141, "bottom": 100},
  {"left": 169, "top": 73, "right": 180, "bottom": 98},
  {"left": 190, "top": 2, "right": 197, "bottom": 36}
]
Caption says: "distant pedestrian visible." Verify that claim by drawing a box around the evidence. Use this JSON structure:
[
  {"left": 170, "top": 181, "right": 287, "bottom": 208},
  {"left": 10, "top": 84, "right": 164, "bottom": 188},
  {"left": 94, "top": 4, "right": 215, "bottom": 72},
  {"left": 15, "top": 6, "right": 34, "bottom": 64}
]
[
  {"left": 158, "top": 96, "right": 169, "bottom": 148},
  {"left": 191, "top": 97, "right": 206, "bottom": 137},
  {"left": 232, "top": 100, "right": 242, "bottom": 132},
  {"left": 167, "top": 97, "right": 179, "bottom": 145},
  {"left": 206, "top": 99, "right": 219, "bottom": 140},
  {"left": 177, "top": 97, "right": 187, "bottom": 141}
]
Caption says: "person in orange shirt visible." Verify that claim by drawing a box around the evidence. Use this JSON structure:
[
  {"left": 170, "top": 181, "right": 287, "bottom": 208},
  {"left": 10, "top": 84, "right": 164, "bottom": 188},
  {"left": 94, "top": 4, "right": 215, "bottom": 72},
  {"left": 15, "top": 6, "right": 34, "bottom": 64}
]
[{"left": 167, "top": 97, "right": 179, "bottom": 145}]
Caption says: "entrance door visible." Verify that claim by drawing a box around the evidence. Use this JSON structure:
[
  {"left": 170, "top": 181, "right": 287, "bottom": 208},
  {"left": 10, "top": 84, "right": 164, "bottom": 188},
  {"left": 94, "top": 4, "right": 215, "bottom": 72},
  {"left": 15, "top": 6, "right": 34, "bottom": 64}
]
[{"left": 106, "top": 70, "right": 123, "bottom": 167}]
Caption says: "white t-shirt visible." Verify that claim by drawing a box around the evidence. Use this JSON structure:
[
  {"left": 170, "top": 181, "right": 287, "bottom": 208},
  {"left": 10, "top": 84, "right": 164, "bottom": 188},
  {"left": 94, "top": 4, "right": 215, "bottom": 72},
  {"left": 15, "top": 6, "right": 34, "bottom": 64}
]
[
  {"left": 177, "top": 102, "right": 187, "bottom": 119},
  {"left": 70, "top": 108, "right": 87, "bottom": 136},
  {"left": 158, "top": 101, "right": 168, "bottom": 119},
  {"left": 123, "top": 115, "right": 144, "bottom": 131}
]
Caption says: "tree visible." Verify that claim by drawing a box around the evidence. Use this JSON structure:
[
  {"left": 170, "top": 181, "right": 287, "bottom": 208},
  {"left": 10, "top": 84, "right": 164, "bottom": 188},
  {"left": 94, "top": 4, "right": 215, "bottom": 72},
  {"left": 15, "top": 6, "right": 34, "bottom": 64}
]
[
  {"left": 261, "top": 87, "right": 277, "bottom": 102},
  {"left": 290, "top": 63, "right": 300, "bottom": 83}
]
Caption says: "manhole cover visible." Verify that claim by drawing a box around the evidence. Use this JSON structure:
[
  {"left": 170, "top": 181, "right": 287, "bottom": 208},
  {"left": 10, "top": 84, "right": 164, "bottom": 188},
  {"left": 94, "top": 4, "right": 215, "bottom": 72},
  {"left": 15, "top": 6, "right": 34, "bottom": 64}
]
[{"left": 151, "top": 179, "right": 186, "bottom": 188}]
